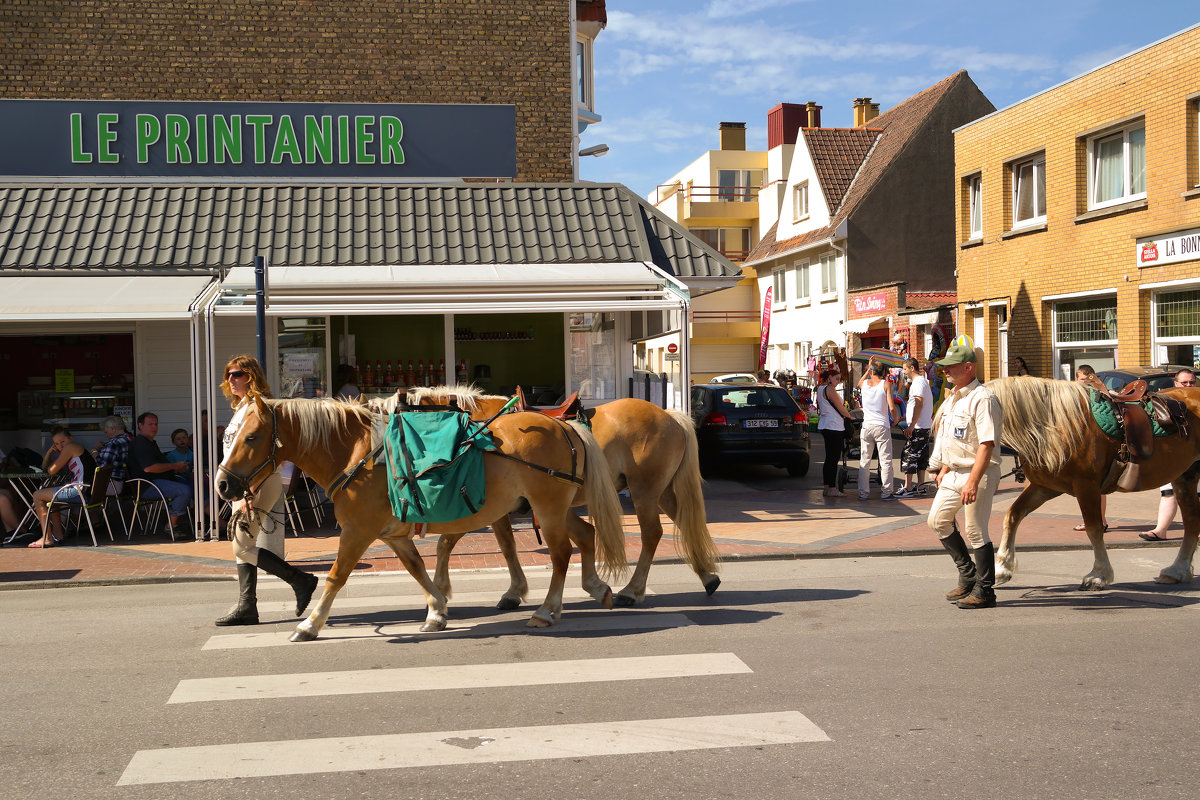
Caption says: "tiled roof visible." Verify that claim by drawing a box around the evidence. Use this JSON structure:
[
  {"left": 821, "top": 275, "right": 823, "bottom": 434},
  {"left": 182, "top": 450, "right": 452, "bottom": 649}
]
[
  {"left": 904, "top": 291, "right": 957, "bottom": 309},
  {"left": 0, "top": 182, "right": 738, "bottom": 280},
  {"left": 802, "top": 128, "right": 880, "bottom": 213},
  {"left": 744, "top": 221, "right": 832, "bottom": 264}
]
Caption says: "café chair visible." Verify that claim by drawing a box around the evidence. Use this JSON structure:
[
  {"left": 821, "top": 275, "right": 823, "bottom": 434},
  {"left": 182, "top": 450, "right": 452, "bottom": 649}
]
[
  {"left": 120, "top": 478, "right": 171, "bottom": 540},
  {"left": 46, "top": 465, "right": 115, "bottom": 547}
]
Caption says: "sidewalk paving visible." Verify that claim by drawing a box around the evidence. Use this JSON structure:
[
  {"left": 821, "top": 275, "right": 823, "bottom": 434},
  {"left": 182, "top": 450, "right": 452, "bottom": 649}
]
[{"left": 1, "top": 466, "right": 1185, "bottom": 591}]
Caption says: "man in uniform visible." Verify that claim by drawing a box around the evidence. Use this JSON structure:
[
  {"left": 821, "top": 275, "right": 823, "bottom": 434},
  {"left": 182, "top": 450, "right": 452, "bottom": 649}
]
[{"left": 927, "top": 344, "right": 1003, "bottom": 609}]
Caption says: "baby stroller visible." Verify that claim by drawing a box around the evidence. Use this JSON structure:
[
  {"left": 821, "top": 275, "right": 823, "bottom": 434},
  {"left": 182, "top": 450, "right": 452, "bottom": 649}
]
[{"left": 835, "top": 418, "right": 882, "bottom": 494}]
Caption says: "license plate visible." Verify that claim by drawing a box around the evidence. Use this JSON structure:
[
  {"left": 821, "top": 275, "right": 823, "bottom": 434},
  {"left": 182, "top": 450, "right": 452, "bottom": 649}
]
[{"left": 743, "top": 418, "right": 779, "bottom": 429}]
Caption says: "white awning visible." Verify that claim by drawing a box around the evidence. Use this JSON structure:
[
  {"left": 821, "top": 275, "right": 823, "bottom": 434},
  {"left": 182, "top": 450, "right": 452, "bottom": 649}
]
[
  {"left": 841, "top": 316, "right": 888, "bottom": 334},
  {"left": 0, "top": 275, "right": 215, "bottom": 322},
  {"left": 905, "top": 311, "right": 940, "bottom": 326},
  {"left": 214, "top": 262, "right": 689, "bottom": 315}
]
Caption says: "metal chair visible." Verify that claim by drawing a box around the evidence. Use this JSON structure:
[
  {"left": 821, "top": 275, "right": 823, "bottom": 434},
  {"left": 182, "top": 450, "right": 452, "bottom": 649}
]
[
  {"left": 46, "top": 465, "right": 115, "bottom": 547},
  {"left": 121, "top": 478, "right": 172, "bottom": 540}
]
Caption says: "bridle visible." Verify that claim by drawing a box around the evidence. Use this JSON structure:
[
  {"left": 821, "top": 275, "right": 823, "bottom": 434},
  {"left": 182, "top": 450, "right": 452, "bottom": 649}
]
[{"left": 216, "top": 401, "right": 282, "bottom": 499}]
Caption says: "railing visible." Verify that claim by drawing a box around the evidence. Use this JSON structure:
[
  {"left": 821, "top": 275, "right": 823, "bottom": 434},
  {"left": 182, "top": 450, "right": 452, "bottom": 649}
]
[
  {"left": 690, "top": 310, "right": 760, "bottom": 323},
  {"left": 652, "top": 183, "right": 760, "bottom": 206}
]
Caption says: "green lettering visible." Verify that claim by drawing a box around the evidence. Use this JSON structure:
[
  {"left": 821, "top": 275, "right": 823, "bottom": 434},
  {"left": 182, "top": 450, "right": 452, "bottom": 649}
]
[
  {"left": 136, "top": 114, "right": 161, "bottom": 164},
  {"left": 165, "top": 114, "right": 191, "bottom": 164},
  {"left": 245, "top": 115, "right": 272, "bottom": 163},
  {"left": 380, "top": 116, "right": 404, "bottom": 165},
  {"left": 354, "top": 116, "right": 375, "bottom": 164},
  {"left": 338, "top": 116, "right": 351, "bottom": 164},
  {"left": 214, "top": 115, "right": 241, "bottom": 164},
  {"left": 271, "top": 115, "right": 303, "bottom": 164},
  {"left": 97, "top": 114, "right": 119, "bottom": 164},
  {"left": 69, "top": 113, "right": 93, "bottom": 163},
  {"left": 195, "top": 114, "right": 208, "bottom": 163},
  {"left": 304, "top": 115, "right": 333, "bottom": 164}
]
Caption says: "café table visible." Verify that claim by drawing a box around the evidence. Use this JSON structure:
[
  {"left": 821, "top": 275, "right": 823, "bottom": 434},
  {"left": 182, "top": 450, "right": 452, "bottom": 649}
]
[{"left": 1, "top": 469, "right": 49, "bottom": 543}]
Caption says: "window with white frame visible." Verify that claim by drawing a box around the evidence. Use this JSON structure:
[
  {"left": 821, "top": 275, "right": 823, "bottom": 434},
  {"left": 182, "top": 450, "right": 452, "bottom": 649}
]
[
  {"left": 795, "top": 259, "right": 809, "bottom": 301},
  {"left": 968, "top": 174, "right": 982, "bottom": 239},
  {"left": 717, "top": 169, "right": 764, "bottom": 202},
  {"left": 793, "top": 181, "right": 809, "bottom": 221},
  {"left": 1088, "top": 122, "right": 1145, "bottom": 209},
  {"left": 576, "top": 39, "right": 593, "bottom": 110},
  {"left": 1053, "top": 296, "right": 1118, "bottom": 378},
  {"left": 820, "top": 252, "right": 837, "bottom": 295},
  {"left": 772, "top": 267, "right": 788, "bottom": 305},
  {"left": 1012, "top": 154, "right": 1046, "bottom": 227}
]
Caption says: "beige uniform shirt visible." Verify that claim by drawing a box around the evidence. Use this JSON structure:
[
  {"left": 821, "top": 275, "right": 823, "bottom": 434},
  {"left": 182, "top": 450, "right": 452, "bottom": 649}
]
[{"left": 929, "top": 378, "right": 1002, "bottom": 471}]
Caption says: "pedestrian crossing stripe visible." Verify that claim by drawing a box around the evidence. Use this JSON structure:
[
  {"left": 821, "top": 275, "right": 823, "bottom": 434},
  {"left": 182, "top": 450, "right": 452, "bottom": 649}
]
[
  {"left": 118, "top": 711, "right": 830, "bottom": 785},
  {"left": 201, "top": 611, "right": 695, "bottom": 651},
  {"left": 169, "top": 652, "right": 752, "bottom": 703},
  {"left": 267, "top": 586, "right": 604, "bottom": 612}
]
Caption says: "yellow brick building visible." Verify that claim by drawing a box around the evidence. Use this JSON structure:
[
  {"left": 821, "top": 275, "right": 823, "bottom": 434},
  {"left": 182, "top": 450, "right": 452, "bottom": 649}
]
[{"left": 954, "top": 23, "right": 1200, "bottom": 381}]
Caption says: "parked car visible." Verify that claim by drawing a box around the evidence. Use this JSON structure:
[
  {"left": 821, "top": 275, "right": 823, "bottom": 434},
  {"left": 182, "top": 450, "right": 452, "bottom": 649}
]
[
  {"left": 1096, "top": 365, "right": 1191, "bottom": 393},
  {"left": 690, "top": 383, "right": 810, "bottom": 477},
  {"left": 709, "top": 373, "right": 758, "bottom": 384}
]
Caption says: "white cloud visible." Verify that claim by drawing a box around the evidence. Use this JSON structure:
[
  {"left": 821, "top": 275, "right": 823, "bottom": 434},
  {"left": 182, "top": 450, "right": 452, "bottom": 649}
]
[{"left": 703, "top": 0, "right": 811, "bottom": 19}]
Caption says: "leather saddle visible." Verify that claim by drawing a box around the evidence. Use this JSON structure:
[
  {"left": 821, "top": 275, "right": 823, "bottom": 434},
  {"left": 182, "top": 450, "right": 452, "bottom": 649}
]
[
  {"left": 514, "top": 386, "right": 586, "bottom": 421},
  {"left": 1101, "top": 379, "right": 1189, "bottom": 469}
]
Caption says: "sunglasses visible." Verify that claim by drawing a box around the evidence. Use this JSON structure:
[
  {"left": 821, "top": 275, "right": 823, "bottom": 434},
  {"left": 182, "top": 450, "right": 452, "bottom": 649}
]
[{"left": 225, "top": 370, "right": 247, "bottom": 380}]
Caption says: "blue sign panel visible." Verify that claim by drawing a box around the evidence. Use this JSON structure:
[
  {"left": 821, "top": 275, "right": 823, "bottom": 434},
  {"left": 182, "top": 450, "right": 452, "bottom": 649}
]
[{"left": 0, "top": 100, "right": 517, "bottom": 179}]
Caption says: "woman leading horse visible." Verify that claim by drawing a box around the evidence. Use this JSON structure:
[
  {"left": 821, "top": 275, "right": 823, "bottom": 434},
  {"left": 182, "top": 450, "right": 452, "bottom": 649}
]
[{"left": 987, "top": 376, "right": 1200, "bottom": 590}]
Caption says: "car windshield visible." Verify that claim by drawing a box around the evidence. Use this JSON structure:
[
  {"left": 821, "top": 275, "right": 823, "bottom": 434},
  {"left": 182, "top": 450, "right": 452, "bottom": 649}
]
[{"left": 715, "top": 387, "right": 796, "bottom": 408}]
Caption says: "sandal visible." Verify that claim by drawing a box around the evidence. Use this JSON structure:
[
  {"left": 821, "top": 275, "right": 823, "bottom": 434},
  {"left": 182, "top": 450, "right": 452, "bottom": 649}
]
[
  {"left": 1139, "top": 531, "right": 1166, "bottom": 541},
  {"left": 1072, "top": 523, "right": 1110, "bottom": 532},
  {"left": 28, "top": 538, "right": 60, "bottom": 548}
]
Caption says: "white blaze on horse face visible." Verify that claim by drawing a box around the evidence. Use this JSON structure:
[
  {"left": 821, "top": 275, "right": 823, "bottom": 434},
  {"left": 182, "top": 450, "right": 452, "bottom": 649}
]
[{"left": 215, "top": 403, "right": 251, "bottom": 497}]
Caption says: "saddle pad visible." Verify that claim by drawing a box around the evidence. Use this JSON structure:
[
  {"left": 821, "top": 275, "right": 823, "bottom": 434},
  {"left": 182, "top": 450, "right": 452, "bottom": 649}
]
[
  {"left": 1087, "top": 389, "right": 1169, "bottom": 439},
  {"left": 384, "top": 410, "right": 497, "bottom": 524}
]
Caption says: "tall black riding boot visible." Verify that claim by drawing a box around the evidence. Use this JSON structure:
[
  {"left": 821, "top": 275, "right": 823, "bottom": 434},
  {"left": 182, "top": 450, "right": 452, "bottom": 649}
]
[
  {"left": 255, "top": 549, "right": 320, "bottom": 617},
  {"left": 957, "top": 542, "right": 997, "bottom": 609},
  {"left": 215, "top": 562, "right": 259, "bottom": 626},
  {"left": 940, "top": 527, "right": 977, "bottom": 602}
]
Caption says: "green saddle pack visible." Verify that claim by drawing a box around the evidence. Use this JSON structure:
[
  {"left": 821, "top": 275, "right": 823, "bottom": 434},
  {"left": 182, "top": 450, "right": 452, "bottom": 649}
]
[
  {"left": 384, "top": 410, "right": 497, "bottom": 524},
  {"left": 1087, "top": 389, "right": 1169, "bottom": 439}
]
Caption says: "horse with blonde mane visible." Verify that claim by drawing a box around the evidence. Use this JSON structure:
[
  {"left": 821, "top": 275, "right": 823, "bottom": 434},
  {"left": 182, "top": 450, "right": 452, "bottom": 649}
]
[
  {"left": 217, "top": 395, "right": 628, "bottom": 641},
  {"left": 403, "top": 386, "right": 720, "bottom": 608},
  {"left": 987, "top": 376, "right": 1200, "bottom": 589}
]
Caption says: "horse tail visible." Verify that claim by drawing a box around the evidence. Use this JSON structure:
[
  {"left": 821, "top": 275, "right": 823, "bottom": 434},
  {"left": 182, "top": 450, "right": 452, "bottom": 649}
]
[
  {"left": 568, "top": 420, "right": 629, "bottom": 582},
  {"left": 985, "top": 377, "right": 1091, "bottom": 473},
  {"left": 665, "top": 410, "right": 720, "bottom": 577}
]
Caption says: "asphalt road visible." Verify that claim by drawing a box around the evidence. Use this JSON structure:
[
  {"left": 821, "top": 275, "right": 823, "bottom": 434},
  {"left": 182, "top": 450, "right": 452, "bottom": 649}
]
[{"left": 3, "top": 553, "right": 1198, "bottom": 799}]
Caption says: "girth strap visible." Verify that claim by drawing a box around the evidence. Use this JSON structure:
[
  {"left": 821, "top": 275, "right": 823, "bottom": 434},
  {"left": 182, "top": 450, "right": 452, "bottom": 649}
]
[{"left": 326, "top": 441, "right": 384, "bottom": 501}]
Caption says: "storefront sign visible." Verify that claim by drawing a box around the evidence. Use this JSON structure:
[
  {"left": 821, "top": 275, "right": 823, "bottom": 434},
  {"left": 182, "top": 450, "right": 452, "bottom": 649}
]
[
  {"left": 54, "top": 369, "right": 75, "bottom": 393},
  {"left": 759, "top": 286, "right": 772, "bottom": 368},
  {"left": 0, "top": 100, "right": 517, "bottom": 179},
  {"left": 1137, "top": 226, "right": 1200, "bottom": 268},
  {"left": 851, "top": 291, "right": 887, "bottom": 314}
]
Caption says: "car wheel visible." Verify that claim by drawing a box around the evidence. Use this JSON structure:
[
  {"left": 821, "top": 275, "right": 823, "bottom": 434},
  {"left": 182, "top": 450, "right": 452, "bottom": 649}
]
[{"left": 786, "top": 454, "right": 810, "bottom": 477}]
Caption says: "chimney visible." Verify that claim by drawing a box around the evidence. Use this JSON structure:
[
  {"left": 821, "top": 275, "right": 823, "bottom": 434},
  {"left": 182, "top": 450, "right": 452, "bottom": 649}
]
[
  {"left": 805, "top": 101, "right": 822, "bottom": 128},
  {"left": 718, "top": 121, "right": 746, "bottom": 151},
  {"left": 767, "top": 103, "right": 805, "bottom": 148},
  {"left": 852, "top": 97, "right": 880, "bottom": 126}
]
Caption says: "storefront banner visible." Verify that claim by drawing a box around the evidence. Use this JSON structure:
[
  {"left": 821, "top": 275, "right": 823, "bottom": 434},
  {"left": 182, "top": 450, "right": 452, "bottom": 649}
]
[
  {"left": 1137, "top": 226, "right": 1200, "bottom": 268},
  {"left": 851, "top": 291, "right": 887, "bottom": 314},
  {"left": 759, "top": 286, "right": 772, "bottom": 368},
  {"left": 0, "top": 99, "right": 517, "bottom": 179}
]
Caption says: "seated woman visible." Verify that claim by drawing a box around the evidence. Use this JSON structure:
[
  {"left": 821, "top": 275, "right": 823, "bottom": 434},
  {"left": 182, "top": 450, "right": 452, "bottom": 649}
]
[
  {"left": 29, "top": 425, "right": 96, "bottom": 548},
  {"left": 166, "top": 428, "right": 194, "bottom": 484}
]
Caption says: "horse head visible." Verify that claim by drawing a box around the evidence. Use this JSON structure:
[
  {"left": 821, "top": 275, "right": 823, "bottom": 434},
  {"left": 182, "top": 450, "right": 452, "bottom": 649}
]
[{"left": 216, "top": 395, "right": 282, "bottom": 501}]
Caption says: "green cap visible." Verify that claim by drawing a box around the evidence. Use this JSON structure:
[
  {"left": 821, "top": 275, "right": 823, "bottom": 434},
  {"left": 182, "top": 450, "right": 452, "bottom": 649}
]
[{"left": 937, "top": 344, "right": 977, "bottom": 366}]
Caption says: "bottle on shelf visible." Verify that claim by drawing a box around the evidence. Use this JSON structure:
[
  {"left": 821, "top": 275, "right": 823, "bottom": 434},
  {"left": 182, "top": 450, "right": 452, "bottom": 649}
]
[
  {"left": 383, "top": 360, "right": 394, "bottom": 387},
  {"left": 456, "top": 359, "right": 469, "bottom": 384},
  {"left": 416, "top": 359, "right": 426, "bottom": 386},
  {"left": 438, "top": 359, "right": 446, "bottom": 385},
  {"left": 406, "top": 360, "right": 415, "bottom": 386}
]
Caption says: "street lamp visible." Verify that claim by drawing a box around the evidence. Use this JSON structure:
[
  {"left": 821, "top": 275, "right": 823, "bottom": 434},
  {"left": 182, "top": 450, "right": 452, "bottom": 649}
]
[{"left": 578, "top": 143, "right": 609, "bottom": 157}]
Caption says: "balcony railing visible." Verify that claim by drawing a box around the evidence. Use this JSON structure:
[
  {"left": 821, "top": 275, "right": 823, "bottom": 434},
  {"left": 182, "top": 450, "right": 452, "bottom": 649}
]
[
  {"left": 691, "top": 310, "right": 760, "bottom": 323},
  {"left": 653, "top": 183, "right": 759, "bottom": 206}
]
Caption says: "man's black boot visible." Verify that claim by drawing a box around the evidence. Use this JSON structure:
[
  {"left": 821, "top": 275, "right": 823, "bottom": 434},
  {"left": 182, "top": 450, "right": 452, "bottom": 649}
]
[
  {"left": 957, "top": 542, "right": 997, "bottom": 609},
  {"left": 940, "top": 527, "right": 977, "bottom": 602},
  {"left": 256, "top": 549, "right": 320, "bottom": 617},
  {"left": 215, "top": 562, "right": 259, "bottom": 626}
]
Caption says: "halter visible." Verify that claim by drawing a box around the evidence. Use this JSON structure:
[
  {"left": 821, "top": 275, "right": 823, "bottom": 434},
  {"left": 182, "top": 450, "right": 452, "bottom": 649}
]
[{"left": 216, "top": 401, "right": 282, "bottom": 499}]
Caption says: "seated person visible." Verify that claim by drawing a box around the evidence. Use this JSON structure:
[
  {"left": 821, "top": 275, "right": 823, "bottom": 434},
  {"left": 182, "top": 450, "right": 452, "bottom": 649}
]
[
  {"left": 126, "top": 411, "right": 192, "bottom": 535},
  {"left": 29, "top": 425, "right": 97, "bottom": 548},
  {"left": 1, "top": 488, "right": 21, "bottom": 538},
  {"left": 91, "top": 415, "right": 132, "bottom": 496},
  {"left": 166, "top": 427, "right": 194, "bottom": 484}
]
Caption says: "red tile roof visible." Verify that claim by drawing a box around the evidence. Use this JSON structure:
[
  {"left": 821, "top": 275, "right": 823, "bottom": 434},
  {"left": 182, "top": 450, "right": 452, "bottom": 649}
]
[
  {"left": 576, "top": 0, "right": 606, "bottom": 24},
  {"left": 802, "top": 128, "right": 880, "bottom": 213}
]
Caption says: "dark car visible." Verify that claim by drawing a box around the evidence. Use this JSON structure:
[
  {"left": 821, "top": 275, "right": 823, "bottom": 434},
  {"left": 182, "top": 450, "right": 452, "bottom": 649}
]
[
  {"left": 1096, "top": 365, "right": 1192, "bottom": 393},
  {"left": 690, "top": 383, "right": 810, "bottom": 477}
]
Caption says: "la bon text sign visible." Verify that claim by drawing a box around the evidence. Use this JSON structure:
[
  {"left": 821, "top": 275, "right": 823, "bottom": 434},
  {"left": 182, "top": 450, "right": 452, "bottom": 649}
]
[{"left": 0, "top": 100, "right": 517, "bottom": 179}]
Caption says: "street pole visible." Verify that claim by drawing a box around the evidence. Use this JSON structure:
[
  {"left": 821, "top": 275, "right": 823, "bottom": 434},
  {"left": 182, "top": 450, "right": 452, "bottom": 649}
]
[{"left": 254, "top": 255, "right": 267, "bottom": 367}]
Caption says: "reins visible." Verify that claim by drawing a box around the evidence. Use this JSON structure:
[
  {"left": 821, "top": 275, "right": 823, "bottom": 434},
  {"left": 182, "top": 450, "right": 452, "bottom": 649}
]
[{"left": 216, "top": 402, "right": 281, "bottom": 498}]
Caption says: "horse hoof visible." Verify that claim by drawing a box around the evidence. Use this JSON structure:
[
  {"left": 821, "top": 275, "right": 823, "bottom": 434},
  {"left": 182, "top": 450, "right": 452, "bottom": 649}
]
[
  {"left": 1154, "top": 573, "right": 1182, "bottom": 585},
  {"left": 704, "top": 576, "right": 721, "bottom": 596},
  {"left": 289, "top": 629, "right": 317, "bottom": 643},
  {"left": 496, "top": 597, "right": 521, "bottom": 611},
  {"left": 420, "top": 619, "right": 447, "bottom": 633},
  {"left": 1078, "top": 580, "right": 1107, "bottom": 592},
  {"left": 599, "top": 587, "right": 614, "bottom": 609},
  {"left": 613, "top": 593, "right": 636, "bottom": 607},
  {"left": 526, "top": 615, "right": 552, "bottom": 628}
]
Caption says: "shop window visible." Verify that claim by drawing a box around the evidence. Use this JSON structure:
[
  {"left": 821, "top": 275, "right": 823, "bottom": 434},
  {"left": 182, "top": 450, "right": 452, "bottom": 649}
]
[
  {"left": 1087, "top": 121, "right": 1146, "bottom": 209},
  {"left": 772, "top": 267, "right": 788, "bottom": 306},
  {"left": 569, "top": 312, "right": 616, "bottom": 402},
  {"left": 277, "top": 317, "right": 328, "bottom": 398},
  {"left": 1053, "top": 296, "right": 1117, "bottom": 379},
  {"left": 793, "top": 181, "right": 809, "bottom": 221},
  {"left": 1156, "top": 288, "right": 1200, "bottom": 339},
  {"left": 1011, "top": 154, "right": 1046, "bottom": 227}
]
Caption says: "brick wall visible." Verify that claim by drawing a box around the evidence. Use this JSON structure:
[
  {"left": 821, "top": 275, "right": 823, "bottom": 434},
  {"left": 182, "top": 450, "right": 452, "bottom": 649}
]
[
  {"left": 0, "top": 0, "right": 573, "bottom": 182},
  {"left": 954, "top": 24, "right": 1200, "bottom": 378}
]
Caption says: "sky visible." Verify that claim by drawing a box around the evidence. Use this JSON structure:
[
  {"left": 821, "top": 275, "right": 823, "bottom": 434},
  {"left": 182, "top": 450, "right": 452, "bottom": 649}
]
[{"left": 579, "top": 1, "right": 1200, "bottom": 198}]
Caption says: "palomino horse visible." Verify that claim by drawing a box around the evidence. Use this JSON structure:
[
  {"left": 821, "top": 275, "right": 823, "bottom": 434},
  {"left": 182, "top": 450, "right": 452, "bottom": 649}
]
[
  {"left": 405, "top": 386, "right": 720, "bottom": 607},
  {"left": 987, "top": 377, "right": 1200, "bottom": 589},
  {"left": 216, "top": 395, "right": 628, "bottom": 641}
]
